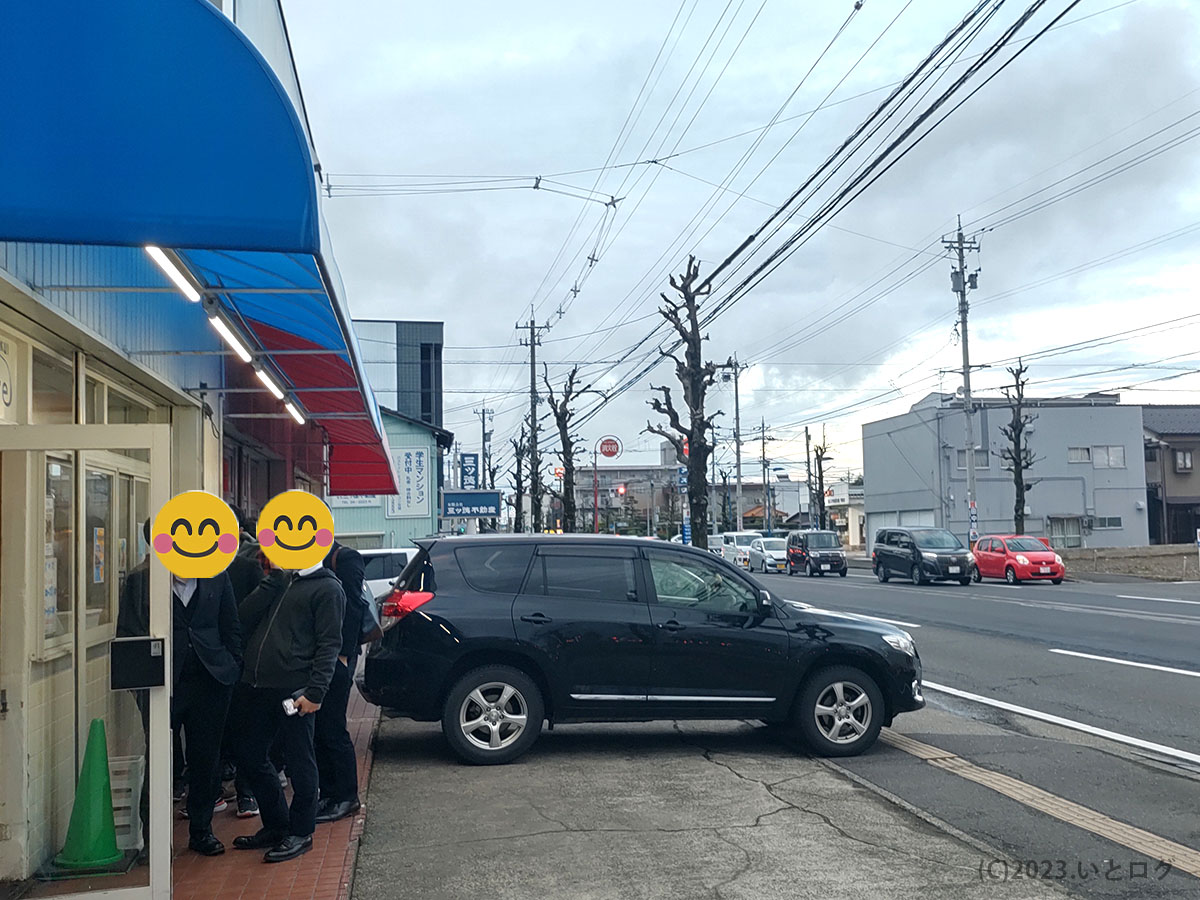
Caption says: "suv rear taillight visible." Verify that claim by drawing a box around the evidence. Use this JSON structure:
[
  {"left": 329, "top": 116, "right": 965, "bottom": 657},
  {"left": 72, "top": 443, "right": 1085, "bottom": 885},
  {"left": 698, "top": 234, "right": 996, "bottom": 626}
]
[{"left": 380, "top": 589, "right": 434, "bottom": 629}]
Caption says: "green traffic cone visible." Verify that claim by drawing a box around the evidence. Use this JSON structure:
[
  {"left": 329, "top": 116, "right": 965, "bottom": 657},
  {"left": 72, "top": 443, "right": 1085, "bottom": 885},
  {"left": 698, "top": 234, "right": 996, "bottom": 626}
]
[{"left": 54, "top": 718, "right": 123, "bottom": 869}]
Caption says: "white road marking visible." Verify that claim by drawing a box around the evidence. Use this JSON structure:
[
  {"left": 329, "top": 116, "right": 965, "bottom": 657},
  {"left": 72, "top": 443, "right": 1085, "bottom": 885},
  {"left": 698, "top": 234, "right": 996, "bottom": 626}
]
[
  {"left": 1117, "top": 594, "right": 1200, "bottom": 606},
  {"left": 1048, "top": 648, "right": 1200, "bottom": 678},
  {"left": 923, "top": 681, "right": 1200, "bottom": 766}
]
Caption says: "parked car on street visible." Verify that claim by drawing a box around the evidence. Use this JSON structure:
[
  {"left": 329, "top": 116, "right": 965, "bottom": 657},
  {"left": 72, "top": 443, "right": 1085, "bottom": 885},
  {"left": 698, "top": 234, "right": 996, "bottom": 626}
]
[
  {"left": 360, "top": 534, "right": 925, "bottom": 765},
  {"left": 786, "top": 530, "right": 848, "bottom": 577},
  {"left": 720, "top": 530, "right": 760, "bottom": 568},
  {"left": 748, "top": 537, "right": 788, "bottom": 574},
  {"left": 872, "top": 527, "right": 974, "bottom": 585},
  {"left": 361, "top": 547, "right": 420, "bottom": 598},
  {"left": 973, "top": 534, "right": 1064, "bottom": 584}
]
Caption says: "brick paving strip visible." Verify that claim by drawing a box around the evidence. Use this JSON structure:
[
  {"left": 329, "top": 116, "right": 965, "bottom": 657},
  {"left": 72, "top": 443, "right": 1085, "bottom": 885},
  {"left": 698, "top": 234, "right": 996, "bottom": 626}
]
[
  {"left": 882, "top": 731, "right": 1200, "bottom": 878},
  {"left": 172, "top": 686, "right": 381, "bottom": 900}
]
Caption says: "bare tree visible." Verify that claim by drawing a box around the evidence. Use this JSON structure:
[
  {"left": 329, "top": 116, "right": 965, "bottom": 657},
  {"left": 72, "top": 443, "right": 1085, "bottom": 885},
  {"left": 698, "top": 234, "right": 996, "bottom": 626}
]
[
  {"left": 718, "top": 468, "right": 734, "bottom": 533},
  {"left": 508, "top": 426, "right": 528, "bottom": 534},
  {"left": 644, "top": 256, "right": 718, "bottom": 549},
  {"left": 812, "top": 441, "right": 832, "bottom": 530},
  {"left": 542, "top": 364, "right": 592, "bottom": 533},
  {"left": 998, "top": 360, "right": 1039, "bottom": 534}
]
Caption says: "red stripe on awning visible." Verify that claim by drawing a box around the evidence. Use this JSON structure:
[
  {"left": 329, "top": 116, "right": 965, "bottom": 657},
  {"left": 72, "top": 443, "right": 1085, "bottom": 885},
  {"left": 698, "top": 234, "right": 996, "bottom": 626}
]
[{"left": 248, "top": 318, "right": 397, "bottom": 495}]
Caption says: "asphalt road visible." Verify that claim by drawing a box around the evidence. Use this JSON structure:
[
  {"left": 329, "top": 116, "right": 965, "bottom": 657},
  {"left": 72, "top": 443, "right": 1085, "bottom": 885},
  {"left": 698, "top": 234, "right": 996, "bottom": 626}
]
[{"left": 757, "top": 567, "right": 1200, "bottom": 899}]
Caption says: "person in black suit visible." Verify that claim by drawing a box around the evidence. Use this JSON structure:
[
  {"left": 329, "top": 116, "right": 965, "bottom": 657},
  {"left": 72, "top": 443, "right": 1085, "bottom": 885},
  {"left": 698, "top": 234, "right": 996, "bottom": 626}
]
[
  {"left": 314, "top": 541, "right": 367, "bottom": 824},
  {"left": 117, "top": 527, "right": 243, "bottom": 857}
]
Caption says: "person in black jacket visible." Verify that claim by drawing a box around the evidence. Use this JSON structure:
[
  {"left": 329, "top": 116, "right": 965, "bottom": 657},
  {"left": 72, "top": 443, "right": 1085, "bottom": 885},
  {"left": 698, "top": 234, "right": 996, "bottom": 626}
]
[
  {"left": 116, "top": 530, "right": 243, "bottom": 858},
  {"left": 314, "top": 541, "right": 367, "bottom": 824},
  {"left": 232, "top": 555, "right": 345, "bottom": 863}
]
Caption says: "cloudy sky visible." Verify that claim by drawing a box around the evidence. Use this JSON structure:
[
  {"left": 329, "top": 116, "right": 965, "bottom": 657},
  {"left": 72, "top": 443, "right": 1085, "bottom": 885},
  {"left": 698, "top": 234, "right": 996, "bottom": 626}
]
[{"left": 282, "top": 0, "right": 1200, "bottom": 485}]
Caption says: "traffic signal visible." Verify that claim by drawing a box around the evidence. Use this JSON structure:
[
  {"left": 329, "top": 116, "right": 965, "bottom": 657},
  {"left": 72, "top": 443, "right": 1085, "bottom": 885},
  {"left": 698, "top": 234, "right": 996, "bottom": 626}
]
[{"left": 616, "top": 484, "right": 626, "bottom": 496}]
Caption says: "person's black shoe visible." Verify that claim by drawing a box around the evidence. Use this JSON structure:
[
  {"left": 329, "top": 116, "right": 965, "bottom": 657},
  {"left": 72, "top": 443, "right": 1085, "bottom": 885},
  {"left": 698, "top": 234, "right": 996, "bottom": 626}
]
[
  {"left": 315, "top": 798, "right": 361, "bottom": 824},
  {"left": 263, "top": 834, "right": 313, "bottom": 863},
  {"left": 233, "top": 828, "right": 286, "bottom": 850},
  {"left": 188, "top": 833, "right": 225, "bottom": 856}
]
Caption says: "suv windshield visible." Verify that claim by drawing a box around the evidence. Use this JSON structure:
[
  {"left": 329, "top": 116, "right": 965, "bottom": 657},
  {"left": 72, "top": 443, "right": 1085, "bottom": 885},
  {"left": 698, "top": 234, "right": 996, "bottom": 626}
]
[
  {"left": 1006, "top": 537, "right": 1048, "bottom": 552},
  {"left": 734, "top": 534, "right": 755, "bottom": 547},
  {"left": 912, "top": 529, "right": 964, "bottom": 550},
  {"left": 761, "top": 538, "right": 785, "bottom": 551},
  {"left": 807, "top": 532, "right": 840, "bottom": 549}
]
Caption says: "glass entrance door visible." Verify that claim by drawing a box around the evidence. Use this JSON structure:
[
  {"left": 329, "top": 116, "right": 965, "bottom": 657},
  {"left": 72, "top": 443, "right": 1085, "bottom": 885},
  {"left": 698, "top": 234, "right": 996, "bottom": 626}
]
[{"left": 0, "top": 424, "right": 171, "bottom": 900}]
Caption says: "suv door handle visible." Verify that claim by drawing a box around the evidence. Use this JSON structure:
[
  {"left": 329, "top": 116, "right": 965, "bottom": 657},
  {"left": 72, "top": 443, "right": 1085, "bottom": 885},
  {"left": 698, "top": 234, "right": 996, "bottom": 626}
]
[
  {"left": 520, "top": 613, "right": 553, "bottom": 625},
  {"left": 659, "top": 620, "right": 686, "bottom": 632}
]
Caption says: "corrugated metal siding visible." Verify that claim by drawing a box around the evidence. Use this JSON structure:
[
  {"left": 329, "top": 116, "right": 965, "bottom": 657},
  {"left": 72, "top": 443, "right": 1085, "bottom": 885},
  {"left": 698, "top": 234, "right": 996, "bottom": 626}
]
[{"left": 0, "top": 241, "right": 222, "bottom": 392}]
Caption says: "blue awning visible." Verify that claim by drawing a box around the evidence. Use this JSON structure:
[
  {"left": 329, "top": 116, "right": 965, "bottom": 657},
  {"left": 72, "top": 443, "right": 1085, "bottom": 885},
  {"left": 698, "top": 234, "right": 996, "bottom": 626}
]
[{"left": 0, "top": 0, "right": 396, "bottom": 494}]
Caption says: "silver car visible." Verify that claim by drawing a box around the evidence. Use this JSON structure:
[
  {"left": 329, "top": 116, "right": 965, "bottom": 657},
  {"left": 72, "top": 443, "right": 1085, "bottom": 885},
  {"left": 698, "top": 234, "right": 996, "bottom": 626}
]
[{"left": 748, "top": 537, "right": 788, "bottom": 574}]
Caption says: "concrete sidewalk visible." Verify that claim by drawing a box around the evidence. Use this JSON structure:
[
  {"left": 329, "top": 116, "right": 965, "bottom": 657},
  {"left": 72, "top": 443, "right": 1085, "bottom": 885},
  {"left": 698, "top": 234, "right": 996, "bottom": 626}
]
[{"left": 354, "top": 719, "right": 1064, "bottom": 900}]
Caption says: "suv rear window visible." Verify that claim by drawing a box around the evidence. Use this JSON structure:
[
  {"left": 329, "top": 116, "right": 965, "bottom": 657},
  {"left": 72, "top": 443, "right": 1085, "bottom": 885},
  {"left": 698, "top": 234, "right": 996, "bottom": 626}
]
[{"left": 455, "top": 544, "right": 535, "bottom": 594}]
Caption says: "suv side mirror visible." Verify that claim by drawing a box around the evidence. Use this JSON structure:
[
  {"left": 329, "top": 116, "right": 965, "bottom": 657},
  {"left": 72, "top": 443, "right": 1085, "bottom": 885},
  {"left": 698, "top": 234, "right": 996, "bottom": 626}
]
[{"left": 758, "top": 589, "right": 772, "bottom": 612}]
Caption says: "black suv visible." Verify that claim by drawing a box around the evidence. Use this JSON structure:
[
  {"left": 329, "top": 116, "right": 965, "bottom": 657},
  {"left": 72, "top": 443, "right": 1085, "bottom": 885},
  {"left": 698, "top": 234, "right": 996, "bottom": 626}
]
[
  {"left": 872, "top": 527, "right": 974, "bottom": 586},
  {"left": 360, "top": 535, "right": 924, "bottom": 765},
  {"left": 786, "top": 530, "right": 847, "bottom": 577}
]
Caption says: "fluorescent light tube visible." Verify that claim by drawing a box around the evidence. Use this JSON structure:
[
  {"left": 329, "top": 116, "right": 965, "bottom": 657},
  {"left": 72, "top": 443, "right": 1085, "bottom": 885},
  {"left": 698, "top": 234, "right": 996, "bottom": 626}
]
[
  {"left": 145, "top": 246, "right": 201, "bottom": 302},
  {"left": 285, "top": 402, "right": 306, "bottom": 425},
  {"left": 207, "top": 315, "right": 252, "bottom": 364},
  {"left": 256, "top": 369, "right": 284, "bottom": 400}
]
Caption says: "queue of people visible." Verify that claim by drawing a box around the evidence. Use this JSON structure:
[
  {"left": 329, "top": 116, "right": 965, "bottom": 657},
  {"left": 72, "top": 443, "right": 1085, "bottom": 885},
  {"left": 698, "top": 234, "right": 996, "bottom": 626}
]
[{"left": 117, "top": 502, "right": 369, "bottom": 864}]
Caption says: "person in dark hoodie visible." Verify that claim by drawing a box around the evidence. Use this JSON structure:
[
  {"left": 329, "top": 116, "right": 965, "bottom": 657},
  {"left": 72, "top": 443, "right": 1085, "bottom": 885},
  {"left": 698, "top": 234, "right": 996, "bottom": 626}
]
[
  {"left": 314, "top": 541, "right": 367, "bottom": 824},
  {"left": 232, "top": 550, "right": 345, "bottom": 862}
]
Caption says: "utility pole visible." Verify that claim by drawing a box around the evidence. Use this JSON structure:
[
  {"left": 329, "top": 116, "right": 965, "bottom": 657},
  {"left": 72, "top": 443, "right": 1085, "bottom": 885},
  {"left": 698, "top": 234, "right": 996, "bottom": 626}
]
[
  {"left": 519, "top": 316, "right": 551, "bottom": 532},
  {"left": 761, "top": 418, "right": 768, "bottom": 532},
  {"left": 474, "top": 407, "right": 494, "bottom": 483},
  {"left": 475, "top": 406, "right": 495, "bottom": 532},
  {"left": 717, "top": 356, "right": 749, "bottom": 530},
  {"left": 943, "top": 215, "right": 981, "bottom": 543},
  {"left": 805, "top": 427, "right": 814, "bottom": 527}
]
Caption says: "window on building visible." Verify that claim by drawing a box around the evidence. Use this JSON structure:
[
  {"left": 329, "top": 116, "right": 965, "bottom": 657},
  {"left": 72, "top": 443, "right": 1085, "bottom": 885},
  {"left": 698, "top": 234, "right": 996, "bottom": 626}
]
[
  {"left": 1048, "top": 516, "right": 1084, "bottom": 549},
  {"left": 31, "top": 348, "right": 74, "bottom": 424},
  {"left": 1176, "top": 449, "right": 1193, "bottom": 473},
  {"left": 1145, "top": 445, "right": 1159, "bottom": 463},
  {"left": 1067, "top": 447, "right": 1091, "bottom": 464},
  {"left": 1095, "top": 516, "right": 1123, "bottom": 529},
  {"left": 1092, "top": 445, "right": 1126, "bottom": 469},
  {"left": 956, "top": 449, "right": 989, "bottom": 469}
]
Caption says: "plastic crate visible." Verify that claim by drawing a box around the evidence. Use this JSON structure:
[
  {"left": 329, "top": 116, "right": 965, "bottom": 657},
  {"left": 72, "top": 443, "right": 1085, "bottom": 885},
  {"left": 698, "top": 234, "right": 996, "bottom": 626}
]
[{"left": 109, "top": 755, "right": 144, "bottom": 851}]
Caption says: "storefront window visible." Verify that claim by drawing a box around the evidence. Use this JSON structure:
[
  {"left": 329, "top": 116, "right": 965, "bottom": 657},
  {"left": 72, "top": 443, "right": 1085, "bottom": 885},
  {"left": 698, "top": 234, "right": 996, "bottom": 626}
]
[
  {"left": 85, "top": 376, "right": 103, "bottom": 424},
  {"left": 31, "top": 348, "right": 73, "bottom": 424},
  {"left": 107, "top": 387, "right": 151, "bottom": 424},
  {"left": 85, "top": 469, "right": 114, "bottom": 630},
  {"left": 42, "top": 454, "right": 74, "bottom": 645}
]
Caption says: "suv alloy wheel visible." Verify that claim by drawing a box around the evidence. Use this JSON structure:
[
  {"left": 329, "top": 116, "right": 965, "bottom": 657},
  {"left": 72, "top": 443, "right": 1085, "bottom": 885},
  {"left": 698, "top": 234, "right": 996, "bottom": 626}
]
[
  {"left": 442, "top": 665, "right": 545, "bottom": 765},
  {"left": 795, "top": 665, "right": 884, "bottom": 757},
  {"left": 910, "top": 563, "right": 925, "bottom": 586},
  {"left": 875, "top": 563, "right": 888, "bottom": 583}
]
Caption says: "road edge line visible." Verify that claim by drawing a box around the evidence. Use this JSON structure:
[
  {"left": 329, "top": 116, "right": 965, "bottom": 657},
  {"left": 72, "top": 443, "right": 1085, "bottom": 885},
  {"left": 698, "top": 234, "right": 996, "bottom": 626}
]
[{"left": 923, "top": 681, "right": 1200, "bottom": 767}]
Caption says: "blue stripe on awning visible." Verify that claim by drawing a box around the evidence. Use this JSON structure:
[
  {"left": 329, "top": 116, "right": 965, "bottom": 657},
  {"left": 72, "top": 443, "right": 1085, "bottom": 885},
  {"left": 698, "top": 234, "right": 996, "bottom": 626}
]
[{"left": 0, "top": 0, "right": 396, "bottom": 494}]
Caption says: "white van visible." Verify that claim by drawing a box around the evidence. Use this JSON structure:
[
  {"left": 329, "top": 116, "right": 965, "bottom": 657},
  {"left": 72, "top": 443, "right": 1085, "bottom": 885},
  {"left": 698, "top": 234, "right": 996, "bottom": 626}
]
[{"left": 720, "top": 531, "right": 761, "bottom": 568}]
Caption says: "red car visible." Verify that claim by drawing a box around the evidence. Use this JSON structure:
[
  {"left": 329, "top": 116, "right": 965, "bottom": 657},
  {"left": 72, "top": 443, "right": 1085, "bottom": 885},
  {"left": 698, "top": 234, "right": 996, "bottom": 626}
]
[{"left": 972, "top": 534, "right": 1064, "bottom": 584}]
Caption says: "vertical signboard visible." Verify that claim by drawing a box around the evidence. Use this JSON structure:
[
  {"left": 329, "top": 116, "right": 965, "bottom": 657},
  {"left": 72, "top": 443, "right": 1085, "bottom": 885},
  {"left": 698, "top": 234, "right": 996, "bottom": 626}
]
[
  {"left": 385, "top": 447, "right": 431, "bottom": 519},
  {"left": 460, "top": 453, "right": 480, "bottom": 490}
]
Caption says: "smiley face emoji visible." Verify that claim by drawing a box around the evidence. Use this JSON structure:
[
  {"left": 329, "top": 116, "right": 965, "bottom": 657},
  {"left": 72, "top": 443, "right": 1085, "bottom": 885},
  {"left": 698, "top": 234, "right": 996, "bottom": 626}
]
[
  {"left": 151, "top": 491, "right": 240, "bottom": 578},
  {"left": 256, "top": 490, "right": 335, "bottom": 570}
]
